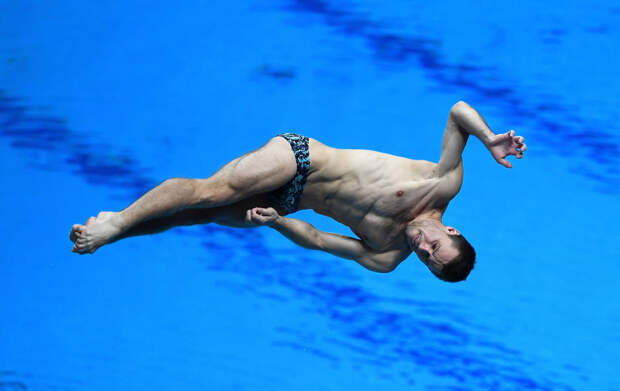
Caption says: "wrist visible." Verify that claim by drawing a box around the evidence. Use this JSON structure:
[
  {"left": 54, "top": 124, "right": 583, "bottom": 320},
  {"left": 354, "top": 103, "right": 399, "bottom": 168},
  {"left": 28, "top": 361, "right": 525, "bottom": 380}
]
[
  {"left": 482, "top": 131, "right": 495, "bottom": 147},
  {"left": 267, "top": 215, "right": 282, "bottom": 228}
]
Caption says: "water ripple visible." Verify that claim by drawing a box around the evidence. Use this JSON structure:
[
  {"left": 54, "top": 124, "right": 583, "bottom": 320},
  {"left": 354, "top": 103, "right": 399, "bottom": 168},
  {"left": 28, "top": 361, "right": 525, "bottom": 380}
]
[
  {"left": 195, "top": 231, "right": 580, "bottom": 391},
  {"left": 0, "top": 91, "right": 156, "bottom": 200}
]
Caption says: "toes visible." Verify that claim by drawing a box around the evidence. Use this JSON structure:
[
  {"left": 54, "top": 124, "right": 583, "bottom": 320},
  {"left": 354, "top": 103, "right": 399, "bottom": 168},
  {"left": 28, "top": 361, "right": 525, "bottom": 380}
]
[
  {"left": 71, "top": 224, "right": 86, "bottom": 240},
  {"left": 72, "top": 243, "right": 83, "bottom": 253},
  {"left": 76, "top": 236, "right": 89, "bottom": 247},
  {"left": 70, "top": 224, "right": 81, "bottom": 242},
  {"left": 73, "top": 242, "right": 90, "bottom": 254}
]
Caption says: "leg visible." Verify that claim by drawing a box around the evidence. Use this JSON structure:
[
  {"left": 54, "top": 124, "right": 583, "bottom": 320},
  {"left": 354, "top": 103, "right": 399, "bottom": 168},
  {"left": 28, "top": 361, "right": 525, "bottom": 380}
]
[
  {"left": 114, "top": 209, "right": 215, "bottom": 240},
  {"left": 72, "top": 195, "right": 274, "bottom": 247},
  {"left": 70, "top": 137, "right": 297, "bottom": 254}
]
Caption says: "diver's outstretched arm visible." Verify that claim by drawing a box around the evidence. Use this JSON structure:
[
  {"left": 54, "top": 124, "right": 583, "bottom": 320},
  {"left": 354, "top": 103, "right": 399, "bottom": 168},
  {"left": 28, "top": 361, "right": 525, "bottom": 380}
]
[{"left": 246, "top": 207, "right": 404, "bottom": 273}]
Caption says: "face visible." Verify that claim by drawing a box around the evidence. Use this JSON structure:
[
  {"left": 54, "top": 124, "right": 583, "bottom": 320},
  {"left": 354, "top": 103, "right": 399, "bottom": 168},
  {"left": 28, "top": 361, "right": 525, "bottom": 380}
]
[{"left": 406, "top": 219, "right": 461, "bottom": 275}]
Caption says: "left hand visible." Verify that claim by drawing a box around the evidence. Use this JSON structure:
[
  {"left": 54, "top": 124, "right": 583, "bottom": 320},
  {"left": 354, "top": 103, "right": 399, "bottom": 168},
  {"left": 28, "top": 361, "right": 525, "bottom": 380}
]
[
  {"left": 245, "top": 207, "right": 280, "bottom": 226},
  {"left": 487, "top": 130, "right": 527, "bottom": 168}
]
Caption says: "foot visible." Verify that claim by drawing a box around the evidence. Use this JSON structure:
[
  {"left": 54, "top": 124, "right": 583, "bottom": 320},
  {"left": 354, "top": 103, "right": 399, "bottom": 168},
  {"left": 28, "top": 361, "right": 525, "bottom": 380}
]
[{"left": 70, "top": 211, "right": 124, "bottom": 254}]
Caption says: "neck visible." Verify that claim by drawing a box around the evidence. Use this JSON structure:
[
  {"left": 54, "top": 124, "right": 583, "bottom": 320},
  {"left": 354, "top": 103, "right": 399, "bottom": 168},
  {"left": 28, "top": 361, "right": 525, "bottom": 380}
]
[{"left": 409, "top": 209, "right": 444, "bottom": 225}]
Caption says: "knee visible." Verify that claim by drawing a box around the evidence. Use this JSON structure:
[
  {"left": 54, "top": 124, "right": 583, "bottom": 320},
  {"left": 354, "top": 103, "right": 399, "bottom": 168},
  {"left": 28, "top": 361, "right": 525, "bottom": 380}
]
[
  {"left": 163, "top": 177, "right": 196, "bottom": 193},
  {"left": 162, "top": 177, "right": 191, "bottom": 187}
]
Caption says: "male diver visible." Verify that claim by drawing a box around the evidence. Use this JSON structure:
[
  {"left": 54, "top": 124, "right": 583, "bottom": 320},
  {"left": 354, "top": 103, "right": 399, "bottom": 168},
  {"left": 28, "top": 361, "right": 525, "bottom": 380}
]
[{"left": 70, "top": 101, "right": 526, "bottom": 282}]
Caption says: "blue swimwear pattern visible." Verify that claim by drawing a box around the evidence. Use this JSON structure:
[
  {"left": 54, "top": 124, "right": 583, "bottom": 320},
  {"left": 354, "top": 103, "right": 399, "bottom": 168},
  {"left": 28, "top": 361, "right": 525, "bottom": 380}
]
[{"left": 270, "top": 133, "right": 310, "bottom": 215}]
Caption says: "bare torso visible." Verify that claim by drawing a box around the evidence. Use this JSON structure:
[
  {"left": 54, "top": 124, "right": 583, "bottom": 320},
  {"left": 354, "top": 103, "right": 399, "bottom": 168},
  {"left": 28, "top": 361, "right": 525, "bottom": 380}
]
[{"left": 298, "top": 138, "right": 464, "bottom": 252}]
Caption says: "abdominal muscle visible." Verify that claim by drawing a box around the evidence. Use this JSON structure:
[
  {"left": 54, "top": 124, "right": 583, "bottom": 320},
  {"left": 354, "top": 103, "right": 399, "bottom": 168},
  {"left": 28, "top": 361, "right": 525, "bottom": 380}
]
[{"left": 298, "top": 139, "right": 439, "bottom": 250}]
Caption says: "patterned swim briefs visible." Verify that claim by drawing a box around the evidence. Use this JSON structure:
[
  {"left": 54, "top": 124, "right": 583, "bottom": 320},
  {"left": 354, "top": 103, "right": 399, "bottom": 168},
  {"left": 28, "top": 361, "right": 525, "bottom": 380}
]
[{"left": 269, "top": 133, "right": 310, "bottom": 215}]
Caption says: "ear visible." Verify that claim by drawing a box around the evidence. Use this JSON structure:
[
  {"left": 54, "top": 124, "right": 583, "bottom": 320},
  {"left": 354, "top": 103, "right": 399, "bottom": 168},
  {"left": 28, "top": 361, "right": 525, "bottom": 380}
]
[{"left": 446, "top": 226, "right": 461, "bottom": 236}]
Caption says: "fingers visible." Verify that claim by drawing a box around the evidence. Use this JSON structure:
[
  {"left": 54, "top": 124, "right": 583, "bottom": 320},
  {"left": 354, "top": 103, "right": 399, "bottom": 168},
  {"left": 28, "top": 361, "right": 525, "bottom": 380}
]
[
  {"left": 246, "top": 208, "right": 267, "bottom": 225},
  {"left": 510, "top": 131, "right": 527, "bottom": 159},
  {"left": 491, "top": 130, "right": 525, "bottom": 166},
  {"left": 515, "top": 142, "right": 527, "bottom": 159},
  {"left": 499, "top": 158, "right": 512, "bottom": 168},
  {"left": 248, "top": 207, "right": 279, "bottom": 225}
]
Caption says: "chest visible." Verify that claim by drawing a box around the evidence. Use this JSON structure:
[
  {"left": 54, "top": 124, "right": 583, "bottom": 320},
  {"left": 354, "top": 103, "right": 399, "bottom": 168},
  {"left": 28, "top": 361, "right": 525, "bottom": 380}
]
[{"left": 347, "top": 182, "right": 445, "bottom": 250}]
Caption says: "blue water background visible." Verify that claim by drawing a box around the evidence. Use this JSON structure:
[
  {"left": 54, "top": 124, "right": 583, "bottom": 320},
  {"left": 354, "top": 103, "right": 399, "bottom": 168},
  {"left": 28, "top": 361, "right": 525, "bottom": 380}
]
[{"left": 1, "top": 1, "right": 619, "bottom": 390}]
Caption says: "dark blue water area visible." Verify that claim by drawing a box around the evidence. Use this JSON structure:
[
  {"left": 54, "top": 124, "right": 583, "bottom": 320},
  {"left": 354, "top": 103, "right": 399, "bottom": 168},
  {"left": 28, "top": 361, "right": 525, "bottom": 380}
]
[
  {"left": 0, "top": 91, "right": 157, "bottom": 200},
  {"left": 1, "top": 1, "right": 619, "bottom": 390}
]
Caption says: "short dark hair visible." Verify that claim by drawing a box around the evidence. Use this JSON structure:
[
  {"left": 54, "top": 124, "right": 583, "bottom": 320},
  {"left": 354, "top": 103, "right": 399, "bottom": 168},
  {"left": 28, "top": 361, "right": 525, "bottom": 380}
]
[{"left": 437, "top": 235, "right": 476, "bottom": 283}]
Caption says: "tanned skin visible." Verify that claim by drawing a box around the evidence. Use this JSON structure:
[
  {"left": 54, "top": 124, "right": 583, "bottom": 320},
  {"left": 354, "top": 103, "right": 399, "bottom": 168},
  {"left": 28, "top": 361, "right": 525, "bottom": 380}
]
[{"left": 70, "top": 101, "right": 526, "bottom": 277}]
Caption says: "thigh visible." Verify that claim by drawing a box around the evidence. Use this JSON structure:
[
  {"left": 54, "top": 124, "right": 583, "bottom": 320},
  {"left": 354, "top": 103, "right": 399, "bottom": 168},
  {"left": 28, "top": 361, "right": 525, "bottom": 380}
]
[{"left": 197, "top": 136, "right": 297, "bottom": 205}]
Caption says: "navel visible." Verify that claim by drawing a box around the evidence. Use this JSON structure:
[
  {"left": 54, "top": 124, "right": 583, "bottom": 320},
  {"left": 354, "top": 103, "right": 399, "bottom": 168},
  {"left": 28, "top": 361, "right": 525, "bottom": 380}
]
[{"left": 396, "top": 190, "right": 404, "bottom": 197}]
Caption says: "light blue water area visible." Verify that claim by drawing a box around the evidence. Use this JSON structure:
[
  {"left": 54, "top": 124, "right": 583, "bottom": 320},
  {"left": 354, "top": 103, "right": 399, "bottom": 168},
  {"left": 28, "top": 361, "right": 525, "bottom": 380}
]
[{"left": 1, "top": 1, "right": 619, "bottom": 390}]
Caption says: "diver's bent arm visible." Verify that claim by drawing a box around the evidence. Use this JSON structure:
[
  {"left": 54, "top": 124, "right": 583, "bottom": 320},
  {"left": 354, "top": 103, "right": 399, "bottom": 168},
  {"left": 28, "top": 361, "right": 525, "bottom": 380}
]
[
  {"left": 435, "top": 101, "right": 496, "bottom": 176},
  {"left": 269, "top": 216, "right": 397, "bottom": 273},
  {"left": 447, "top": 101, "right": 527, "bottom": 169},
  {"left": 449, "top": 100, "right": 496, "bottom": 146}
]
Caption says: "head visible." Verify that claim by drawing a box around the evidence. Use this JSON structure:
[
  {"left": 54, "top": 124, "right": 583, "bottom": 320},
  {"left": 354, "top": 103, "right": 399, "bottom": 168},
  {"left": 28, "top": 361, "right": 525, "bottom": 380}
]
[{"left": 406, "top": 219, "right": 476, "bottom": 282}]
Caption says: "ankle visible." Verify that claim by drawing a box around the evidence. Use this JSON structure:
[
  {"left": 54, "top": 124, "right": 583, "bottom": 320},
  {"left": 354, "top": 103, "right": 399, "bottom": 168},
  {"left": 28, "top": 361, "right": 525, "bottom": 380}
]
[{"left": 111, "top": 212, "right": 130, "bottom": 232}]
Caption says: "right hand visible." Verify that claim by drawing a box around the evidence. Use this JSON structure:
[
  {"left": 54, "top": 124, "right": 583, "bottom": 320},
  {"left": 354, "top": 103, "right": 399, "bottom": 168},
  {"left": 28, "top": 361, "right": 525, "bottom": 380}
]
[
  {"left": 487, "top": 130, "right": 526, "bottom": 168},
  {"left": 245, "top": 207, "right": 280, "bottom": 226}
]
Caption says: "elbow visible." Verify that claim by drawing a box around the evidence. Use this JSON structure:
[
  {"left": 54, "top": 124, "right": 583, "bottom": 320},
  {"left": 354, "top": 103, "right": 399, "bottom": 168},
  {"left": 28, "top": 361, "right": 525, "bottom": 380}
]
[
  {"left": 374, "top": 260, "right": 399, "bottom": 273},
  {"left": 313, "top": 232, "right": 327, "bottom": 251},
  {"left": 450, "top": 100, "right": 469, "bottom": 116},
  {"left": 382, "top": 262, "right": 398, "bottom": 273}
]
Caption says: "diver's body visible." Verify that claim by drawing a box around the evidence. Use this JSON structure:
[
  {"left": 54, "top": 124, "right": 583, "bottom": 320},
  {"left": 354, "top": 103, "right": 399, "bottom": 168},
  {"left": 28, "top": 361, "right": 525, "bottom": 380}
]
[{"left": 70, "top": 101, "right": 526, "bottom": 281}]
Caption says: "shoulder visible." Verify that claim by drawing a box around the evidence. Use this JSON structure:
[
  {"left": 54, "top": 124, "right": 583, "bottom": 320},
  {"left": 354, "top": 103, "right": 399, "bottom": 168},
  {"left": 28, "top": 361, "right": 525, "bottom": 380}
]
[{"left": 429, "top": 160, "right": 464, "bottom": 202}]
